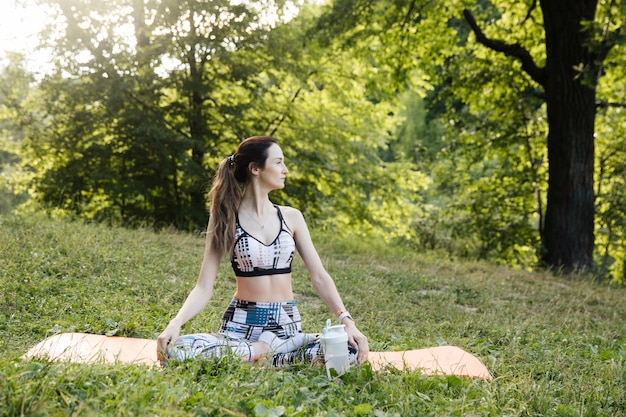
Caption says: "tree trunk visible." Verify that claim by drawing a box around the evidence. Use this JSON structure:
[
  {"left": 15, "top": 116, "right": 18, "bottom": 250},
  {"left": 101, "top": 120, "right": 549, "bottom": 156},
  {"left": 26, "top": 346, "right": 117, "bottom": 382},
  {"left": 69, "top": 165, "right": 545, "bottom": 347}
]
[
  {"left": 540, "top": 0, "right": 597, "bottom": 272},
  {"left": 186, "top": 14, "right": 209, "bottom": 228}
]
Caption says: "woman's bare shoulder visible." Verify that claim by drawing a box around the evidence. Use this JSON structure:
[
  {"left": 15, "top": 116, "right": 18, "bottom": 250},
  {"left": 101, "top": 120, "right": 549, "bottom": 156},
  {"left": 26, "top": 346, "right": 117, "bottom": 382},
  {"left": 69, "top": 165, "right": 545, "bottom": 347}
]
[
  {"left": 277, "top": 205, "right": 300, "bottom": 214},
  {"left": 277, "top": 205, "right": 306, "bottom": 226}
]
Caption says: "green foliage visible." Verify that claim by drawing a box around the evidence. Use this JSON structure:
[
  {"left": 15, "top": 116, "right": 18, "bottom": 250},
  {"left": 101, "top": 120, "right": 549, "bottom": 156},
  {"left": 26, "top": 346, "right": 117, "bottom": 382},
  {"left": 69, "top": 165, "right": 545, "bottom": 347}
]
[
  {"left": 253, "top": 37, "right": 429, "bottom": 239},
  {"left": 593, "top": 37, "right": 626, "bottom": 283},
  {"left": 313, "top": 0, "right": 626, "bottom": 280},
  {"left": 15, "top": 0, "right": 305, "bottom": 229},
  {"left": 0, "top": 54, "right": 34, "bottom": 212},
  {"left": 327, "top": 0, "right": 551, "bottom": 269},
  {"left": 424, "top": 57, "right": 547, "bottom": 266},
  {"left": 10, "top": 0, "right": 427, "bottom": 244},
  {"left": 1, "top": 215, "right": 625, "bottom": 416},
  {"left": 383, "top": 92, "right": 445, "bottom": 165},
  {"left": 423, "top": 0, "right": 625, "bottom": 281},
  {"left": 594, "top": 105, "right": 626, "bottom": 282}
]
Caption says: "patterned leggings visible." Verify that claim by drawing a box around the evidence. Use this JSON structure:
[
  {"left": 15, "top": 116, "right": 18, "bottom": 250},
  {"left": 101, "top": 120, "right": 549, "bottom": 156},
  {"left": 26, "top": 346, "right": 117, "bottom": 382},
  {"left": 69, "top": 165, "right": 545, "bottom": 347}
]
[{"left": 168, "top": 298, "right": 358, "bottom": 367}]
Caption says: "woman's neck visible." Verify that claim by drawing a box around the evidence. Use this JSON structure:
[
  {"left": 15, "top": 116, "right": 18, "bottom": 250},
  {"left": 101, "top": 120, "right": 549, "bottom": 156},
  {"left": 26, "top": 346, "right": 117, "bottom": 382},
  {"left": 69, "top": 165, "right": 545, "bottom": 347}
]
[{"left": 240, "top": 190, "right": 273, "bottom": 216}]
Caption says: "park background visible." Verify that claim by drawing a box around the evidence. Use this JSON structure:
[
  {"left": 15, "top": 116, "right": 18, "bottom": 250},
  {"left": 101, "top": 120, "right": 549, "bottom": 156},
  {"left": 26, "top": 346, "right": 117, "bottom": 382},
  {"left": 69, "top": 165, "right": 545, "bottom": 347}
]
[{"left": 1, "top": 0, "right": 625, "bottom": 415}]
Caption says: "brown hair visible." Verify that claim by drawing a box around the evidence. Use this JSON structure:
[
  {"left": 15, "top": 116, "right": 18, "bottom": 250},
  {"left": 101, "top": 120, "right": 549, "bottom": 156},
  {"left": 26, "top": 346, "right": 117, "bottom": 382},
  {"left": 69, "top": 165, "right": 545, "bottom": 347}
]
[{"left": 208, "top": 136, "right": 278, "bottom": 255}]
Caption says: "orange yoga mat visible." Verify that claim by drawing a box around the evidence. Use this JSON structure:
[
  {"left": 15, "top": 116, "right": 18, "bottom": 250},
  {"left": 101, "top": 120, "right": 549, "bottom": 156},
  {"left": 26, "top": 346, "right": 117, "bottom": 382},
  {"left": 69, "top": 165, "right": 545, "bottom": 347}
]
[{"left": 23, "top": 333, "right": 492, "bottom": 380}]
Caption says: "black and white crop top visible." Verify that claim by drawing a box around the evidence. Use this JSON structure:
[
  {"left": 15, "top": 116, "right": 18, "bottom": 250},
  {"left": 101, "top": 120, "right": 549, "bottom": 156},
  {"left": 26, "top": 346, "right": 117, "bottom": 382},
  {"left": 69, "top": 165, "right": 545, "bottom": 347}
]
[{"left": 231, "top": 206, "right": 296, "bottom": 277}]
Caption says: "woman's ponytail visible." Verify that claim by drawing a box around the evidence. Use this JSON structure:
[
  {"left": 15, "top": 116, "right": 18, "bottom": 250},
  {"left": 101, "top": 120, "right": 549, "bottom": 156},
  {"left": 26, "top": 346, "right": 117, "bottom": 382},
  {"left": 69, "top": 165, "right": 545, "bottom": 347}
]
[{"left": 208, "top": 157, "right": 241, "bottom": 256}]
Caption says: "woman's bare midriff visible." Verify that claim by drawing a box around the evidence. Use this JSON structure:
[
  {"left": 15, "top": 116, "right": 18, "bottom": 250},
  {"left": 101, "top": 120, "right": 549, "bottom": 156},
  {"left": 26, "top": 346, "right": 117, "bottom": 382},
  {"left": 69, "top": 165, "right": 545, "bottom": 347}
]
[{"left": 233, "top": 273, "right": 294, "bottom": 302}]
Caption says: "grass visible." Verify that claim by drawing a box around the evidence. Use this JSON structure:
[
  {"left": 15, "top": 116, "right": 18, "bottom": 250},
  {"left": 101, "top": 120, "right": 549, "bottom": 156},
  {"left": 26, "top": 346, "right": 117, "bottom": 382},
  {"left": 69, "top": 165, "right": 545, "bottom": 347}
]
[{"left": 1, "top": 213, "right": 625, "bottom": 416}]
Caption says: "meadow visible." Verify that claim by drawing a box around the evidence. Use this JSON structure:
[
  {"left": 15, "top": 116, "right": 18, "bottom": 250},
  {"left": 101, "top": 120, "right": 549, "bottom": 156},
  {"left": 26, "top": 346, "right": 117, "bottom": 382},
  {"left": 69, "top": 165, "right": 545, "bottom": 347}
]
[{"left": 1, "top": 213, "right": 624, "bottom": 416}]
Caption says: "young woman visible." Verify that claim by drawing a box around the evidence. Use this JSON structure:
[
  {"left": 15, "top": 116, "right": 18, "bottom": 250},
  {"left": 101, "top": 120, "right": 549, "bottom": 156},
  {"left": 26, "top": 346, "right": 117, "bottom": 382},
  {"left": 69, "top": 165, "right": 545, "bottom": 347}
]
[{"left": 157, "top": 136, "right": 369, "bottom": 367}]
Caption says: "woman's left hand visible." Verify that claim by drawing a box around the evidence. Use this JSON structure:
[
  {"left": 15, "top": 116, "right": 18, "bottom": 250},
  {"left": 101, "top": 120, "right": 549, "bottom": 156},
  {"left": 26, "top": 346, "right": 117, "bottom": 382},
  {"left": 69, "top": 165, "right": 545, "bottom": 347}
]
[{"left": 343, "top": 320, "right": 369, "bottom": 364}]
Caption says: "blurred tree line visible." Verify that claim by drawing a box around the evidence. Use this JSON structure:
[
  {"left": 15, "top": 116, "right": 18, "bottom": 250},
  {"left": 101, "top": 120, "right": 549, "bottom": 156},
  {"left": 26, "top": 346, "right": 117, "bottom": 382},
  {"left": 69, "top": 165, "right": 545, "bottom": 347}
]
[{"left": 0, "top": 0, "right": 624, "bottom": 283}]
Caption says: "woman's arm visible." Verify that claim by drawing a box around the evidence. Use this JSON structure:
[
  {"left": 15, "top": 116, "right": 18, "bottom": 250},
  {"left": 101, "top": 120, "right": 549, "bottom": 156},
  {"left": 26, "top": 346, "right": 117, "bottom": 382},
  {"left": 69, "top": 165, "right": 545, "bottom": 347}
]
[
  {"left": 156, "top": 223, "right": 222, "bottom": 362},
  {"left": 285, "top": 207, "right": 369, "bottom": 363}
]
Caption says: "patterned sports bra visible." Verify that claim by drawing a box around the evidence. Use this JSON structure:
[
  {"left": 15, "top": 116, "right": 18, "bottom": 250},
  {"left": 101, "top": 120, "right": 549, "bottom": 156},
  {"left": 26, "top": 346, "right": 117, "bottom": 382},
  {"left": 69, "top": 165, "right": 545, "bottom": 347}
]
[{"left": 231, "top": 206, "right": 296, "bottom": 277}]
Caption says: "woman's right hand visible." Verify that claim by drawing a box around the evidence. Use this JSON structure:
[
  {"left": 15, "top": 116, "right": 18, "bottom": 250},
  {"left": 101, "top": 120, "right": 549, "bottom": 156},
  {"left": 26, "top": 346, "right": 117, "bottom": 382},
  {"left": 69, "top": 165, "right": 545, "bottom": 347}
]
[{"left": 156, "top": 323, "right": 181, "bottom": 364}]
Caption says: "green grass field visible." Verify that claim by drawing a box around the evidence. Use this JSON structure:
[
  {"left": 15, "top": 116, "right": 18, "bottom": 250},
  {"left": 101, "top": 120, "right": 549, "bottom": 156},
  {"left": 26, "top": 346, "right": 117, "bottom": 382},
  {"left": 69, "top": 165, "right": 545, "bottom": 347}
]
[{"left": 1, "top": 213, "right": 624, "bottom": 416}]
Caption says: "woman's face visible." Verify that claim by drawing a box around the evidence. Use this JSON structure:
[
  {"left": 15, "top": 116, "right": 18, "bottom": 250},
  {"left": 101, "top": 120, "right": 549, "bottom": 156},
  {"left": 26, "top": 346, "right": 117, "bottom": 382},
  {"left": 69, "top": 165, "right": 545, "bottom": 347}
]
[{"left": 258, "top": 144, "right": 288, "bottom": 190}]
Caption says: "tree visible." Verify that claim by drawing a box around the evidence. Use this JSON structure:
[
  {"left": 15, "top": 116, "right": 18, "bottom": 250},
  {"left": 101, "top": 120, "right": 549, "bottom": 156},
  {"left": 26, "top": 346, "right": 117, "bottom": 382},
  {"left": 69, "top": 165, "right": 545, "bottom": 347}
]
[
  {"left": 463, "top": 1, "right": 623, "bottom": 273},
  {"left": 21, "top": 0, "right": 291, "bottom": 228}
]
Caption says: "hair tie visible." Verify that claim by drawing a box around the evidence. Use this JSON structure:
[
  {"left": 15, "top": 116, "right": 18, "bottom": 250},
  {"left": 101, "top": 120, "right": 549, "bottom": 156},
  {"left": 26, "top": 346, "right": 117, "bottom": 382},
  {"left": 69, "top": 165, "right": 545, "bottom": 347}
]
[{"left": 228, "top": 154, "right": 235, "bottom": 167}]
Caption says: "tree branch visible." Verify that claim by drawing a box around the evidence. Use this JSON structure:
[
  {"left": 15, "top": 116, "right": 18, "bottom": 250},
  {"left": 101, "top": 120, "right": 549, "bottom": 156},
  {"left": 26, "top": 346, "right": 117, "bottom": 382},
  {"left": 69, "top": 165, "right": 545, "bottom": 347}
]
[
  {"left": 264, "top": 69, "right": 320, "bottom": 136},
  {"left": 522, "top": 0, "right": 537, "bottom": 25},
  {"left": 463, "top": 9, "right": 546, "bottom": 87},
  {"left": 400, "top": 0, "right": 418, "bottom": 33},
  {"left": 595, "top": 0, "right": 623, "bottom": 64},
  {"left": 596, "top": 100, "right": 626, "bottom": 109},
  {"left": 596, "top": 26, "right": 623, "bottom": 64},
  {"left": 265, "top": 86, "right": 302, "bottom": 137}
]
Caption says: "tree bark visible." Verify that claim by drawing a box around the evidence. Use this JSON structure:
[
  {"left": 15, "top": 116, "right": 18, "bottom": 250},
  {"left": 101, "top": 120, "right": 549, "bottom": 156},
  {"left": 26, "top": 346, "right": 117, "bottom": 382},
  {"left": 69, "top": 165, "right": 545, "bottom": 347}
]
[{"left": 540, "top": 0, "right": 597, "bottom": 272}]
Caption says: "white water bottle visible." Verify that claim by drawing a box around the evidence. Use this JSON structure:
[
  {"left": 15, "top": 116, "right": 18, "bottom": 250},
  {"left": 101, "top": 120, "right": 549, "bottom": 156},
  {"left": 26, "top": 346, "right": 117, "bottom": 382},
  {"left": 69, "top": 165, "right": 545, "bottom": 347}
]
[{"left": 321, "top": 319, "right": 349, "bottom": 378}]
